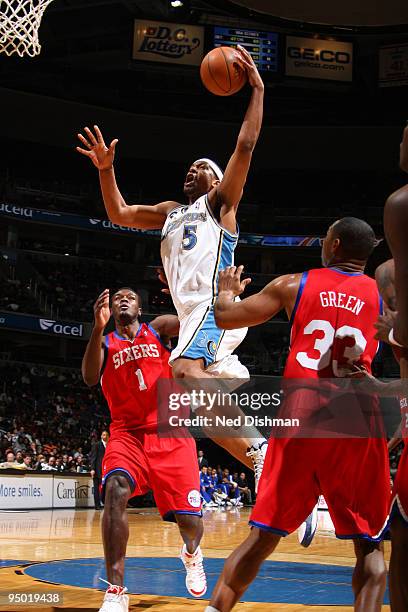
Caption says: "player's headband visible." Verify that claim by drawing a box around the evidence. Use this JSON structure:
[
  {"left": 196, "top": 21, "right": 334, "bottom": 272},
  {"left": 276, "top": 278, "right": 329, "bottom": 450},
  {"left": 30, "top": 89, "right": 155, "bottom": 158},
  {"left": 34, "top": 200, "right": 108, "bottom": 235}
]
[{"left": 194, "top": 158, "right": 224, "bottom": 182}]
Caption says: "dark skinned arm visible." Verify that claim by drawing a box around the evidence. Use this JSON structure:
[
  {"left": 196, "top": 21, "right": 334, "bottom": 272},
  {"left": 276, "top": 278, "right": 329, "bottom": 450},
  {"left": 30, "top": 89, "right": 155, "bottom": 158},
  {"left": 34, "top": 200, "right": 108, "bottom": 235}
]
[
  {"left": 375, "top": 259, "right": 396, "bottom": 312},
  {"left": 82, "top": 289, "right": 110, "bottom": 387},
  {"left": 77, "top": 125, "right": 178, "bottom": 229},
  {"left": 207, "top": 46, "right": 264, "bottom": 235},
  {"left": 214, "top": 265, "right": 301, "bottom": 330},
  {"left": 150, "top": 314, "right": 180, "bottom": 346}
]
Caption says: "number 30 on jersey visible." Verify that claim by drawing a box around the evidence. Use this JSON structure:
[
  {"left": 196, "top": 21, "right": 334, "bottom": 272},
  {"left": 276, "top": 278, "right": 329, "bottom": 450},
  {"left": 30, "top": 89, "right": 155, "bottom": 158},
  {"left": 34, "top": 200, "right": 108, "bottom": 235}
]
[{"left": 296, "top": 319, "right": 367, "bottom": 376}]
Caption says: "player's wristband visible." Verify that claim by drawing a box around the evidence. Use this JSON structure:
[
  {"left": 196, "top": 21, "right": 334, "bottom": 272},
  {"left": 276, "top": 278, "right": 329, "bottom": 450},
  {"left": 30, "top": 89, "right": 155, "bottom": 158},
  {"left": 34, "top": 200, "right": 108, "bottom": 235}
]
[{"left": 389, "top": 328, "right": 404, "bottom": 347}]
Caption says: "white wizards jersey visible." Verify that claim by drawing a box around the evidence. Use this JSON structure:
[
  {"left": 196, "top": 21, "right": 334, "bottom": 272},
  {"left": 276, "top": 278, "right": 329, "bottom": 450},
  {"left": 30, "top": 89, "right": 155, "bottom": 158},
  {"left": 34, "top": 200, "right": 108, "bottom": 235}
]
[{"left": 161, "top": 194, "right": 238, "bottom": 319}]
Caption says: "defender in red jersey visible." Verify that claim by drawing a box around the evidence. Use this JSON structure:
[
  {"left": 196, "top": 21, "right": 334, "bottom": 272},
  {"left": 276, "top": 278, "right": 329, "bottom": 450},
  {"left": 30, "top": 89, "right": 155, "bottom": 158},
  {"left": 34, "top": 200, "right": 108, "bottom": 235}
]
[
  {"left": 205, "top": 218, "right": 389, "bottom": 612},
  {"left": 82, "top": 288, "right": 206, "bottom": 612}
]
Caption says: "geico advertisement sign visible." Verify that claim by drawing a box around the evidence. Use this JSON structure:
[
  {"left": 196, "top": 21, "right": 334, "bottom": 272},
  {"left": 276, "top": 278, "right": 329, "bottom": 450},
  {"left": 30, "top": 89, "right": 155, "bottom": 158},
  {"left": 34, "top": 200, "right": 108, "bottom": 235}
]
[
  {"left": 286, "top": 36, "right": 353, "bottom": 82},
  {"left": 0, "top": 475, "right": 53, "bottom": 509},
  {"left": 53, "top": 477, "right": 93, "bottom": 507},
  {"left": 133, "top": 19, "right": 204, "bottom": 65}
]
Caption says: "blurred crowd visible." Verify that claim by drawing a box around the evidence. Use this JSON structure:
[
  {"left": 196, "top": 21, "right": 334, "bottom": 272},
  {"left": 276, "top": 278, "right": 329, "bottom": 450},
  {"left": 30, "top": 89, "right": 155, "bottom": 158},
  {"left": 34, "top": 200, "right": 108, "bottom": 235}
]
[
  {"left": 0, "top": 362, "right": 109, "bottom": 472},
  {"left": 0, "top": 364, "right": 251, "bottom": 490},
  {"left": 0, "top": 277, "right": 41, "bottom": 315}
]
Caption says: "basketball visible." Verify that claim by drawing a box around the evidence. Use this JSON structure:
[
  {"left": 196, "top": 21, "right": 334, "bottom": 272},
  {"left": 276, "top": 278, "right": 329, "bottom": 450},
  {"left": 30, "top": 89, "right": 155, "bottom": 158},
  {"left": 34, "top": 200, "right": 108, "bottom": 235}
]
[{"left": 200, "top": 46, "right": 247, "bottom": 96}]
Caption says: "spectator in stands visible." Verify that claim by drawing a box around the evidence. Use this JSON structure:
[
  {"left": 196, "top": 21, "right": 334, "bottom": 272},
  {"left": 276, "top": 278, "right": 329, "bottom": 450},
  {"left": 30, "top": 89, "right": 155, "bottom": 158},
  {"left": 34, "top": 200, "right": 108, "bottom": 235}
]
[
  {"left": 13, "top": 436, "right": 27, "bottom": 454},
  {"left": 61, "top": 454, "right": 69, "bottom": 471},
  {"left": 221, "top": 471, "right": 241, "bottom": 506},
  {"left": 216, "top": 465, "right": 223, "bottom": 481},
  {"left": 222, "top": 468, "right": 233, "bottom": 483},
  {"left": 198, "top": 450, "right": 208, "bottom": 468},
  {"left": 200, "top": 466, "right": 214, "bottom": 506},
  {"left": 0, "top": 451, "right": 17, "bottom": 469},
  {"left": 237, "top": 472, "right": 252, "bottom": 505},
  {"left": 42, "top": 456, "right": 57, "bottom": 471},
  {"left": 22, "top": 455, "right": 33, "bottom": 470},
  {"left": 90, "top": 430, "right": 109, "bottom": 510},
  {"left": 43, "top": 441, "right": 58, "bottom": 455},
  {"left": 75, "top": 455, "right": 88, "bottom": 473},
  {"left": 15, "top": 450, "right": 24, "bottom": 465},
  {"left": 67, "top": 460, "right": 78, "bottom": 473},
  {"left": 209, "top": 468, "right": 219, "bottom": 489},
  {"left": 34, "top": 454, "right": 45, "bottom": 471},
  {"left": 74, "top": 446, "right": 83, "bottom": 459}
]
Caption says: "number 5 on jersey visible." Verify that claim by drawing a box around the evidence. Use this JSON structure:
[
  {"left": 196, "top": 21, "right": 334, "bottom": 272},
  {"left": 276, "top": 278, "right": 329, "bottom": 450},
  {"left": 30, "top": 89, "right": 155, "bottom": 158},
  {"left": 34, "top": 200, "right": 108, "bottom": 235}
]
[{"left": 182, "top": 224, "right": 197, "bottom": 250}]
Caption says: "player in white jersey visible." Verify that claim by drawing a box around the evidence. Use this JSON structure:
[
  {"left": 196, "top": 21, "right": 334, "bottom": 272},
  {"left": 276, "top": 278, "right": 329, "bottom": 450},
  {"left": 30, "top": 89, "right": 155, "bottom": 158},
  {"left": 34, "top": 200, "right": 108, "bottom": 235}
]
[
  {"left": 76, "top": 45, "right": 267, "bottom": 477},
  {"left": 161, "top": 182, "right": 247, "bottom": 367}
]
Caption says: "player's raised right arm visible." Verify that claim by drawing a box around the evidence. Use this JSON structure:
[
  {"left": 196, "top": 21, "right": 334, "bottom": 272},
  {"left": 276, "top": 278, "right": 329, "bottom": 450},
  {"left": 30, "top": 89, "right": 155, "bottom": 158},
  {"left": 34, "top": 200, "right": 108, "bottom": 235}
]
[
  {"left": 76, "top": 125, "right": 177, "bottom": 229},
  {"left": 82, "top": 289, "right": 110, "bottom": 387}
]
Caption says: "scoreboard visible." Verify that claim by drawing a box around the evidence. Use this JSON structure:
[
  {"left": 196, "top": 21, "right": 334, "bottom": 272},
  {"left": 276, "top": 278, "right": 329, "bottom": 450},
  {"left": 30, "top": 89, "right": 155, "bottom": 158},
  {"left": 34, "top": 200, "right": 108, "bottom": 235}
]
[
  {"left": 213, "top": 26, "right": 279, "bottom": 73},
  {"left": 379, "top": 43, "right": 408, "bottom": 87}
]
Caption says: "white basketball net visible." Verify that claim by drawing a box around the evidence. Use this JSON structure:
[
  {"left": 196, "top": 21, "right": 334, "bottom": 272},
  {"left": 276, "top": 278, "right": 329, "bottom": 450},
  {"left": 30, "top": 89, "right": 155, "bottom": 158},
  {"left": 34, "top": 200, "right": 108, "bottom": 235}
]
[{"left": 0, "top": 0, "right": 55, "bottom": 58}]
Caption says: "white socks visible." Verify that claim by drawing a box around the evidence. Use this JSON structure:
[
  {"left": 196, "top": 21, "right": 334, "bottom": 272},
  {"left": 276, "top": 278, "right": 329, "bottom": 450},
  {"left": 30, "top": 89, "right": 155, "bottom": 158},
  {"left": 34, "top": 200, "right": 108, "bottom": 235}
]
[{"left": 205, "top": 607, "right": 220, "bottom": 612}]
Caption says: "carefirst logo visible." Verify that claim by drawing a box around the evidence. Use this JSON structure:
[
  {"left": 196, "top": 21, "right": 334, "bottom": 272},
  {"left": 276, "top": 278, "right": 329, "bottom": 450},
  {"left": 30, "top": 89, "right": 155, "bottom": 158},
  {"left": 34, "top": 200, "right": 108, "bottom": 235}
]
[
  {"left": 137, "top": 23, "right": 201, "bottom": 59},
  {"left": 39, "top": 319, "right": 83, "bottom": 337},
  {"left": 57, "top": 482, "right": 91, "bottom": 500}
]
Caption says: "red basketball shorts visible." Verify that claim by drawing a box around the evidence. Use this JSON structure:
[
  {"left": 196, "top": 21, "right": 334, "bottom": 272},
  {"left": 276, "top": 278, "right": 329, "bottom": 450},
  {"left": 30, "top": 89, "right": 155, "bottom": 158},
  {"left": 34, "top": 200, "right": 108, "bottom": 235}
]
[
  {"left": 392, "top": 442, "right": 408, "bottom": 523},
  {"left": 101, "top": 429, "right": 201, "bottom": 522},
  {"left": 250, "top": 437, "right": 390, "bottom": 540}
]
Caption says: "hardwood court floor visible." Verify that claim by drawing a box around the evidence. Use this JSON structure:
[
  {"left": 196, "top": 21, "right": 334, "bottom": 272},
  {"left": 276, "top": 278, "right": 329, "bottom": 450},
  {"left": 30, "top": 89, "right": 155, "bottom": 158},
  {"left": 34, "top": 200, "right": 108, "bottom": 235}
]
[{"left": 0, "top": 507, "right": 391, "bottom": 611}]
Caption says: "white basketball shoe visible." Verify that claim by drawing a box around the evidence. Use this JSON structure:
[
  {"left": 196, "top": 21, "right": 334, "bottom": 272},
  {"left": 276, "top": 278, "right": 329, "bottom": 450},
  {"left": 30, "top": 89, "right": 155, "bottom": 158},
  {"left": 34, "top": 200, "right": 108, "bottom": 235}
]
[
  {"left": 180, "top": 544, "right": 207, "bottom": 598},
  {"left": 98, "top": 581, "right": 129, "bottom": 612},
  {"left": 246, "top": 441, "right": 268, "bottom": 493}
]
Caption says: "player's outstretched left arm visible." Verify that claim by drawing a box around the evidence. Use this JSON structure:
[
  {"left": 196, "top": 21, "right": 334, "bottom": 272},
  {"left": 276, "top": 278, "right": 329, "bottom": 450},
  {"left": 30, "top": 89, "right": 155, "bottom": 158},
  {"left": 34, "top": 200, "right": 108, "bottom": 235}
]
[
  {"left": 208, "top": 46, "right": 264, "bottom": 231},
  {"left": 214, "top": 266, "right": 300, "bottom": 329},
  {"left": 150, "top": 314, "right": 180, "bottom": 342}
]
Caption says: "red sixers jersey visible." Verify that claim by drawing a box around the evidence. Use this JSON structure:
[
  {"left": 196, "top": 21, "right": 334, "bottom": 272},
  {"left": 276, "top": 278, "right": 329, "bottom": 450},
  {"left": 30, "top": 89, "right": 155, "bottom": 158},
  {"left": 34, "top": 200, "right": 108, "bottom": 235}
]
[
  {"left": 100, "top": 323, "right": 171, "bottom": 431},
  {"left": 284, "top": 268, "right": 381, "bottom": 378}
]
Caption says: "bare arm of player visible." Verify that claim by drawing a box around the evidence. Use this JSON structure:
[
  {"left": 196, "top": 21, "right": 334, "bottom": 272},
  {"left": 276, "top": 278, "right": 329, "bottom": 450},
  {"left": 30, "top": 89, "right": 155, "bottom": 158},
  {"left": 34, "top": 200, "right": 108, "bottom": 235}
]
[
  {"left": 400, "top": 124, "right": 408, "bottom": 173},
  {"left": 388, "top": 432, "right": 403, "bottom": 451},
  {"left": 384, "top": 185, "right": 408, "bottom": 346},
  {"left": 76, "top": 125, "right": 177, "bottom": 229},
  {"left": 214, "top": 266, "right": 301, "bottom": 330},
  {"left": 207, "top": 46, "right": 264, "bottom": 232},
  {"left": 82, "top": 289, "right": 110, "bottom": 387},
  {"left": 375, "top": 259, "right": 397, "bottom": 312},
  {"left": 149, "top": 314, "right": 180, "bottom": 340}
]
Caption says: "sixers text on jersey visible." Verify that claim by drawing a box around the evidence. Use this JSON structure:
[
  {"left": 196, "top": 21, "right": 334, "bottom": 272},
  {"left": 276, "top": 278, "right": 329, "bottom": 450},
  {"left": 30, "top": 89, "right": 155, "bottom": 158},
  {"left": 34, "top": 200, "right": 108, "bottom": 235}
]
[{"left": 101, "top": 323, "right": 171, "bottom": 431}]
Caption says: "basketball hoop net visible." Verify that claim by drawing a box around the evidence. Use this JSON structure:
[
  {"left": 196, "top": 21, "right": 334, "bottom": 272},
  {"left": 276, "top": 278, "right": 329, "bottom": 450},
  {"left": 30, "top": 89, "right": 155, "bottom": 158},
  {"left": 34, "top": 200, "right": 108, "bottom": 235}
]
[{"left": 0, "top": 0, "right": 55, "bottom": 58}]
